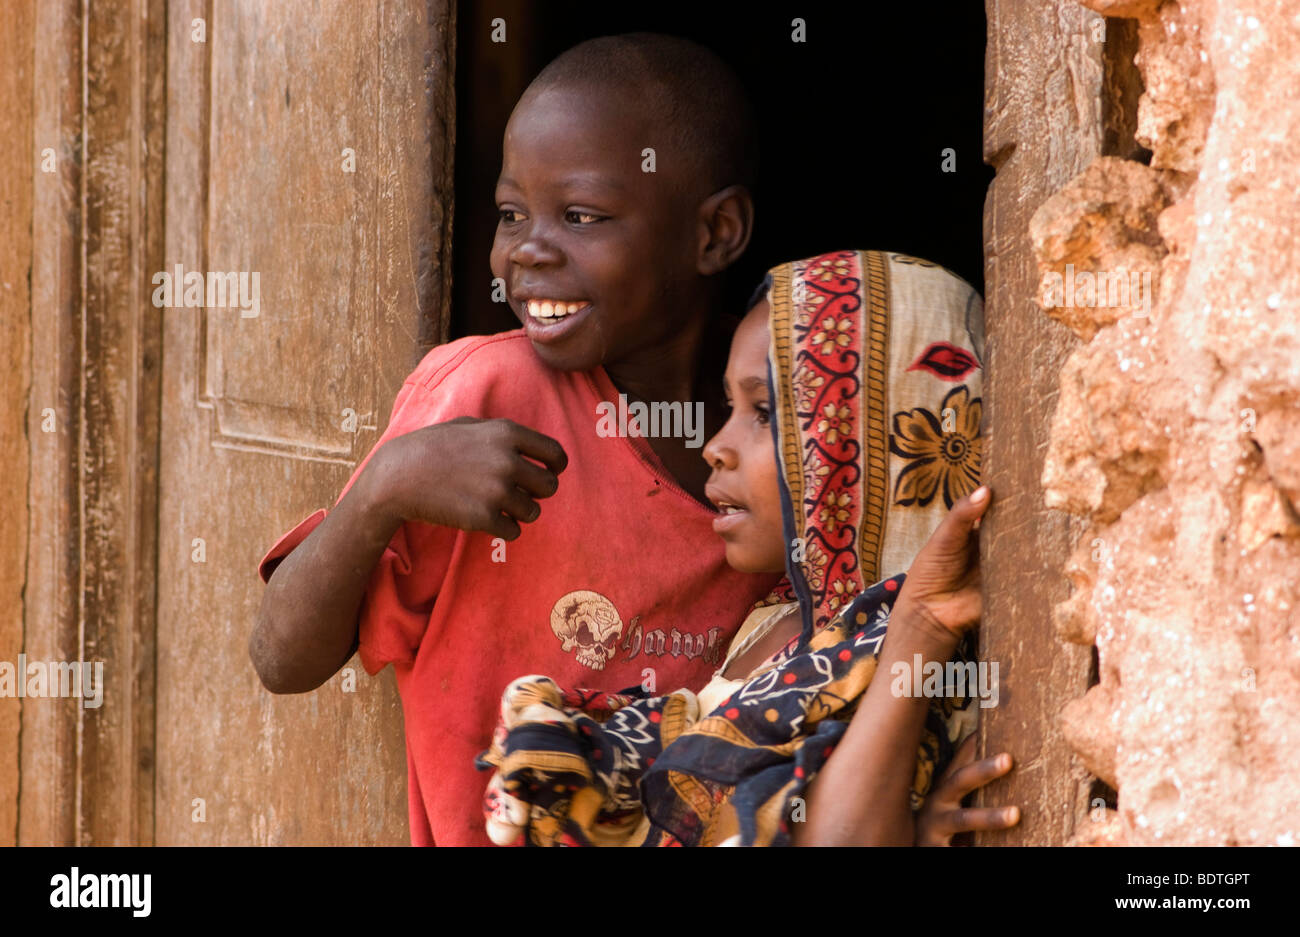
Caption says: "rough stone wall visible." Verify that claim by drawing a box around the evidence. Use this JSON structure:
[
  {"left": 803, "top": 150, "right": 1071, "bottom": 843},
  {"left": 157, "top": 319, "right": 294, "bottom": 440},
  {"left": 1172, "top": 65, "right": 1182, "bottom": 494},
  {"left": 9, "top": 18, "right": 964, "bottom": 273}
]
[{"left": 1034, "top": 0, "right": 1300, "bottom": 845}]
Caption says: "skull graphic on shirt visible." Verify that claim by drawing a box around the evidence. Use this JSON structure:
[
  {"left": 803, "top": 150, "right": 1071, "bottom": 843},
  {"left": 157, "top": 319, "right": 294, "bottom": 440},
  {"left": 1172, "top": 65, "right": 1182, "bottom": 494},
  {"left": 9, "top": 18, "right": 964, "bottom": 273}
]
[{"left": 549, "top": 590, "right": 624, "bottom": 671}]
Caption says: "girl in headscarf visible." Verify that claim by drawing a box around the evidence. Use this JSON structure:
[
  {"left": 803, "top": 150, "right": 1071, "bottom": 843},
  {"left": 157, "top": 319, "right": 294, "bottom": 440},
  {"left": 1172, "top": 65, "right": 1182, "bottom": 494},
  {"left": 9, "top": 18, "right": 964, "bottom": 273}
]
[{"left": 478, "top": 250, "right": 1017, "bottom": 846}]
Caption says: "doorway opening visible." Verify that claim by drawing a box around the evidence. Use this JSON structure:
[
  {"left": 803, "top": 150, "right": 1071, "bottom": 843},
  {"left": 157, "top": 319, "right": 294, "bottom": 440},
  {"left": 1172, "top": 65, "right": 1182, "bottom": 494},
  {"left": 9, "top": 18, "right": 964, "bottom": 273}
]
[{"left": 451, "top": 2, "right": 991, "bottom": 339}]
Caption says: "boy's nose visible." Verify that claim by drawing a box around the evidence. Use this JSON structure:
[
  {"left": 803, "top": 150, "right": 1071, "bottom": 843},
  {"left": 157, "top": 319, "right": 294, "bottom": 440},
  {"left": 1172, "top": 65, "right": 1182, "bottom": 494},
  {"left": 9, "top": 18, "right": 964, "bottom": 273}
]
[{"left": 510, "top": 230, "right": 563, "bottom": 268}]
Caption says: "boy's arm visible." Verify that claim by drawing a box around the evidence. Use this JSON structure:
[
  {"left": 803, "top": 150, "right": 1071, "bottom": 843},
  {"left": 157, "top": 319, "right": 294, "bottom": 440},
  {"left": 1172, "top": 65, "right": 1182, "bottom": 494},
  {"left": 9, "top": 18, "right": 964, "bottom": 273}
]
[
  {"left": 250, "top": 416, "right": 568, "bottom": 694},
  {"left": 250, "top": 455, "right": 401, "bottom": 693}
]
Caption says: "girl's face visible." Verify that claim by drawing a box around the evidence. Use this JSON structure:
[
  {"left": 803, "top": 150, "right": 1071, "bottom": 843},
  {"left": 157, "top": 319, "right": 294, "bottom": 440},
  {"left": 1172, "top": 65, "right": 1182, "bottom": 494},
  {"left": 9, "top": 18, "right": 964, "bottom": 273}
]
[{"left": 703, "top": 300, "right": 786, "bottom": 574}]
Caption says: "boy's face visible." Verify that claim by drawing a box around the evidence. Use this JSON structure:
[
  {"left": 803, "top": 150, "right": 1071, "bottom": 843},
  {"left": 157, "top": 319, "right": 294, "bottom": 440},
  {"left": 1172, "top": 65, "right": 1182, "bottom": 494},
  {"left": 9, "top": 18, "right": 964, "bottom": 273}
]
[
  {"left": 703, "top": 301, "right": 786, "bottom": 574},
  {"left": 490, "top": 84, "right": 703, "bottom": 372}
]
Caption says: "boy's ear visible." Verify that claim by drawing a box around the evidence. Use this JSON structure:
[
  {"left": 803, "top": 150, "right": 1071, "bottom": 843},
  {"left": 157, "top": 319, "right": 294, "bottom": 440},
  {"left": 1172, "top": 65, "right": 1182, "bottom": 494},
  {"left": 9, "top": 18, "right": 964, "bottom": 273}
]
[{"left": 696, "top": 185, "right": 755, "bottom": 276}]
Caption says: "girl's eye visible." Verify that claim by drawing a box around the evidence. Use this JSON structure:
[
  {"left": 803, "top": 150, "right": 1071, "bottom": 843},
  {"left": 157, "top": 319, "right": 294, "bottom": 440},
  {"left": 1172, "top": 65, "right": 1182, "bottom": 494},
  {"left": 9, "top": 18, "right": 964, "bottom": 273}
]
[
  {"left": 498, "top": 208, "right": 523, "bottom": 224},
  {"left": 754, "top": 403, "right": 771, "bottom": 426},
  {"left": 565, "top": 210, "right": 604, "bottom": 225}
]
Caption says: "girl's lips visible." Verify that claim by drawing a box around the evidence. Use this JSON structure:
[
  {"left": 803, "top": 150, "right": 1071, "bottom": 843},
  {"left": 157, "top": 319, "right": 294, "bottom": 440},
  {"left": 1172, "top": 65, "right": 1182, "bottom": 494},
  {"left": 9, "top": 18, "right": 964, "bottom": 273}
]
[{"left": 711, "top": 506, "right": 750, "bottom": 535}]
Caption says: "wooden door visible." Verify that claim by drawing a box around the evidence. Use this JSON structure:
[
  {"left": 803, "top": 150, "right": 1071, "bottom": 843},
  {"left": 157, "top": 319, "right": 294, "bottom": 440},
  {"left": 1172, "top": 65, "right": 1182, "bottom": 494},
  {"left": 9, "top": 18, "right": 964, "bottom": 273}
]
[
  {"left": 977, "top": 0, "right": 1133, "bottom": 843},
  {"left": 153, "top": 0, "right": 454, "bottom": 845}
]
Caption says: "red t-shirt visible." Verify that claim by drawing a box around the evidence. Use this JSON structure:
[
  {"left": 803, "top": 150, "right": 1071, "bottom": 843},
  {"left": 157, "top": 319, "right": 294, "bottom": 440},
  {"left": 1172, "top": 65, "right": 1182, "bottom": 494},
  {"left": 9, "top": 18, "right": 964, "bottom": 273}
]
[{"left": 258, "top": 331, "right": 780, "bottom": 846}]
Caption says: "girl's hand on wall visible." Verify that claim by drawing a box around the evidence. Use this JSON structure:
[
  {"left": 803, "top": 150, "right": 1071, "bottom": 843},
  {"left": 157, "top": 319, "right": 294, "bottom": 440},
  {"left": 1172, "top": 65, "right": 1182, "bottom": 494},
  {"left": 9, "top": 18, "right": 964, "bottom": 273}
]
[
  {"left": 894, "top": 486, "right": 990, "bottom": 641},
  {"left": 915, "top": 734, "right": 1019, "bottom": 845}
]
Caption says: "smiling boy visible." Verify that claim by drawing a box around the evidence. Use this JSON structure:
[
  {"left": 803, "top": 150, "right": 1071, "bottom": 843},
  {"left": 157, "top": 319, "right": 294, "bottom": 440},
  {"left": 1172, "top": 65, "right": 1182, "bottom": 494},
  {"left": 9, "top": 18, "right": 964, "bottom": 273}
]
[{"left": 249, "top": 34, "right": 781, "bottom": 846}]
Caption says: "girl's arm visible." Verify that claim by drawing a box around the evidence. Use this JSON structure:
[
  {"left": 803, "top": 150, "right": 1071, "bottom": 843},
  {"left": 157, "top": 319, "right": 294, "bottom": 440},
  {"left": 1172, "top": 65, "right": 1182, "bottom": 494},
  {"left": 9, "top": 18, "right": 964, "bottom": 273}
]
[
  {"left": 792, "top": 486, "right": 990, "bottom": 847},
  {"left": 791, "top": 605, "right": 959, "bottom": 846}
]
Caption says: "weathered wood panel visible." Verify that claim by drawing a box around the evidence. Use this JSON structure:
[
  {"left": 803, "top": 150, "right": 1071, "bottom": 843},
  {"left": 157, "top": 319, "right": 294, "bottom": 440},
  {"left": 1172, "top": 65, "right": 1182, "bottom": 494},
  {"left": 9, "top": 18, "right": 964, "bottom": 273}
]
[
  {"left": 977, "top": 0, "right": 1102, "bottom": 844},
  {"left": 20, "top": 0, "right": 86, "bottom": 847},
  {"left": 16, "top": 0, "right": 166, "bottom": 846},
  {"left": 79, "top": 0, "right": 167, "bottom": 848},
  {"left": 155, "top": 0, "right": 454, "bottom": 845},
  {"left": 0, "top": 0, "right": 36, "bottom": 849}
]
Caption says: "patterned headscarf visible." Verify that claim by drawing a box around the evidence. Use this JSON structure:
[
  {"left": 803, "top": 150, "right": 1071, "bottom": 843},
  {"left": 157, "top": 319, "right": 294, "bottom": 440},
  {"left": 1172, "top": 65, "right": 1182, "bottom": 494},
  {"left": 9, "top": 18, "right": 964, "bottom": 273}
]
[
  {"left": 768, "top": 250, "right": 984, "bottom": 643},
  {"left": 478, "top": 250, "right": 984, "bottom": 846}
]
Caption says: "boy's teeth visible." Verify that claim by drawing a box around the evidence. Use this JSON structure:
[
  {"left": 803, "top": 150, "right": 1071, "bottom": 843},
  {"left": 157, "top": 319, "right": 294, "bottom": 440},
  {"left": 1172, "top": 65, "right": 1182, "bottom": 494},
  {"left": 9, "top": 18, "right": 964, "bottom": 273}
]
[{"left": 527, "top": 300, "right": 588, "bottom": 319}]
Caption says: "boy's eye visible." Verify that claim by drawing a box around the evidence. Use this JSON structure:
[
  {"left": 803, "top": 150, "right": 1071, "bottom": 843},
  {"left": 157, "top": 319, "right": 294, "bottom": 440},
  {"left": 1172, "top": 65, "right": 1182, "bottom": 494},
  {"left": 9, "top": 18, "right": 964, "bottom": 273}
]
[
  {"left": 565, "top": 210, "right": 604, "bottom": 225},
  {"left": 498, "top": 208, "right": 524, "bottom": 223}
]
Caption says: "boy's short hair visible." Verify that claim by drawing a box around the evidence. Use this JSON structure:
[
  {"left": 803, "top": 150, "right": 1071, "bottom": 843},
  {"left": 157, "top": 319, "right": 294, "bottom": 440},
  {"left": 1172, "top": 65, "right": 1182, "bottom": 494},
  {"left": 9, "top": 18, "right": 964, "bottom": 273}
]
[{"left": 529, "top": 32, "right": 759, "bottom": 197}]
